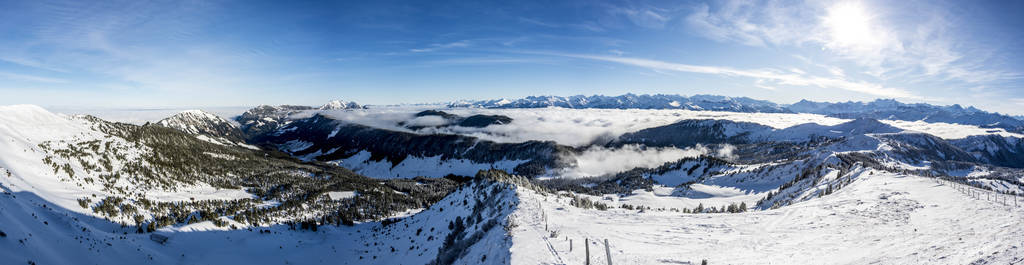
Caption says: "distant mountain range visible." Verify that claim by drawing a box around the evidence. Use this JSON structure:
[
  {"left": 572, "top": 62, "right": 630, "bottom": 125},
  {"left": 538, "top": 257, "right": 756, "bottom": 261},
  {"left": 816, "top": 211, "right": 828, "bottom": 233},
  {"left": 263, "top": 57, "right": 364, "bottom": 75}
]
[
  {"left": 3, "top": 95, "right": 1024, "bottom": 264},
  {"left": 449, "top": 94, "right": 1024, "bottom": 133},
  {"left": 448, "top": 94, "right": 789, "bottom": 113},
  {"left": 788, "top": 99, "right": 1024, "bottom": 132}
]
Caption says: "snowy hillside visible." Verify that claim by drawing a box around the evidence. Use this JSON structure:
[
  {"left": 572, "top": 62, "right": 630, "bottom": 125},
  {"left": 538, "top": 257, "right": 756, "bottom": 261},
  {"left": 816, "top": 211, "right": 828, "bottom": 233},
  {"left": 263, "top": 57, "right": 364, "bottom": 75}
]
[
  {"left": 508, "top": 170, "right": 1024, "bottom": 264},
  {"left": 4, "top": 103, "right": 1024, "bottom": 265},
  {"left": 0, "top": 105, "right": 480, "bottom": 264},
  {"left": 0, "top": 169, "right": 522, "bottom": 265}
]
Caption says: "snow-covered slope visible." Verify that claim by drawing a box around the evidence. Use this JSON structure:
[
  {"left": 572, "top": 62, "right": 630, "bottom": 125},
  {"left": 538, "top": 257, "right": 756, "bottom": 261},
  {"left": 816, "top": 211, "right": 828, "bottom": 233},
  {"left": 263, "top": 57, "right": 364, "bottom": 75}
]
[
  {"left": 6, "top": 102, "right": 1024, "bottom": 265},
  {"left": 0, "top": 105, "right": 111, "bottom": 211},
  {"left": 508, "top": 170, "right": 1024, "bottom": 264},
  {"left": 0, "top": 104, "right": 466, "bottom": 234},
  {"left": 0, "top": 169, "right": 522, "bottom": 265}
]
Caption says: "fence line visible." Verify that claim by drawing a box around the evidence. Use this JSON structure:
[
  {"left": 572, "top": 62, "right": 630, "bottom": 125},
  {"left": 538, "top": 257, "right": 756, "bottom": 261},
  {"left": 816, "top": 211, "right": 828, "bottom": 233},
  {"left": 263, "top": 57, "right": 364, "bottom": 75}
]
[
  {"left": 934, "top": 178, "right": 1021, "bottom": 208},
  {"left": 576, "top": 237, "right": 614, "bottom": 265}
]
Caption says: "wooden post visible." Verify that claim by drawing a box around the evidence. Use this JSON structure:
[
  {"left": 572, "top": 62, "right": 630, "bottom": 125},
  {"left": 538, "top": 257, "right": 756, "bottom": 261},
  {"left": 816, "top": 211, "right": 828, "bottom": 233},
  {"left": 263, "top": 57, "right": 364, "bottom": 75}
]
[
  {"left": 570, "top": 239, "right": 573, "bottom": 252},
  {"left": 604, "top": 238, "right": 612, "bottom": 265},
  {"left": 585, "top": 238, "right": 591, "bottom": 265},
  {"left": 543, "top": 211, "right": 547, "bottom": 232}
]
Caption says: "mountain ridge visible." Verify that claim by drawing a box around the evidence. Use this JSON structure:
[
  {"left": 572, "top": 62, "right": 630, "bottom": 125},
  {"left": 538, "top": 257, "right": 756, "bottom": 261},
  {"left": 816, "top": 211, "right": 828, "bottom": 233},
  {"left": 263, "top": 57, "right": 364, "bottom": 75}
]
[{"left": 448, "top": 94, "right": 1024, "bottom": 133}]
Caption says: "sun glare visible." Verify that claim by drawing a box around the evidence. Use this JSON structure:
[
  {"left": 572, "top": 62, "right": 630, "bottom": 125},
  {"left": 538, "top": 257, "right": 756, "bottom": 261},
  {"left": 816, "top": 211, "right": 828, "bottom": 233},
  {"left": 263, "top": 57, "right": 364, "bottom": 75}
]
[{"left": 823, "top": 1, "right": 876, "bottom": 49}]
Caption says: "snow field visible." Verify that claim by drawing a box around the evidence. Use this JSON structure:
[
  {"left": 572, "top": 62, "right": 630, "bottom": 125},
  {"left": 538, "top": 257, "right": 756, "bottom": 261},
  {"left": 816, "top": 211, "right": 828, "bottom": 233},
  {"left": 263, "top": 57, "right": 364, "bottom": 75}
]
[{"left": 508, "top": 171, "right": 1024, "bottom": 264}]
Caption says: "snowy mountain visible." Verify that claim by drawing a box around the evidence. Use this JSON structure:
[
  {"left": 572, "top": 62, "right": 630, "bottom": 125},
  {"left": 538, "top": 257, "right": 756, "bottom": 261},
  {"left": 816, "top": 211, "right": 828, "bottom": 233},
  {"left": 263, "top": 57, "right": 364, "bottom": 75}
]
[
  {"left": 789, "top": 99, "right": 1024, "bottom": 133},
  {"left": 616, "top": 117, "right": 904, "bottom": 147},
  {"left": 452, "top": 94, "right": 1024, "bottom": 134},
  {"left": 4, "top": 102, "right": 1024, "bottom": 264},
  {"left": 155, "top": 110, "right": 247, "bottom": 144},
  {"left": 248, "top": 114, "right": 573, "bottom": 178},
  {"left": 400, "top": 110, "right": 513, "bottom": 130},
  {"left": 0, "top": 105, "right": 465, "bottom": 253},
  {"left": 236, "top": 104, "right": 315, "bottom": 138},
  {"left": 319, "top": 99, "right": 363, "bottom": 110},
  {"left": 449, "top": 93, "right": 789, "bottom": 113},
  {"left": 235, "top": 100, "right": 366, "bottom": 139}
]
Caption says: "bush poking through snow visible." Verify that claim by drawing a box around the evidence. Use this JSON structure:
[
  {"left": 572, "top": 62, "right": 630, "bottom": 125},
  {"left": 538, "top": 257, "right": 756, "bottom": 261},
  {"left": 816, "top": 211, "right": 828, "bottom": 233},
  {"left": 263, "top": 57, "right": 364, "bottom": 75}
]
[{"left": 77, "top": 198, "right": 90, "bottom": 209}]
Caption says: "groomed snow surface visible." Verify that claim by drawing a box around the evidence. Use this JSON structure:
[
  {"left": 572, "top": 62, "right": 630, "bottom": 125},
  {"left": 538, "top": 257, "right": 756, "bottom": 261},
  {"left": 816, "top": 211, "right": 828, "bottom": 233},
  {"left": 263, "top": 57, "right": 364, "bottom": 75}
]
[{"left": 509, "top": 170, "right": 1024, "bottom": 264}]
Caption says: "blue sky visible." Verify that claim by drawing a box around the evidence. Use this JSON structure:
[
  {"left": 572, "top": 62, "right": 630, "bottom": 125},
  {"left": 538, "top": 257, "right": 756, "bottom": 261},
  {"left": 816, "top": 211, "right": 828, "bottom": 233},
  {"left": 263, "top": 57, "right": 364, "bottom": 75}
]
[{"left": 1, "top": 0, "right": 1022, "bottom": 114}]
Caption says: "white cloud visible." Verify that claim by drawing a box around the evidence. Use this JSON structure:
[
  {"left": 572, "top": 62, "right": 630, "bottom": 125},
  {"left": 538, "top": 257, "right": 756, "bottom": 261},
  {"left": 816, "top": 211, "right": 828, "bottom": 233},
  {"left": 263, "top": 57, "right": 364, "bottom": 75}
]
[
  {"left": 0, "top": 57, "right": 69, "bottom": 73},
  {"left": 553, "top": 52, "right": 916, "bottom": 99},
  {"left": 557, "top": 144, "right": 707, "bottom": 178},
  {"left": 404, "top": 116, "right": 450, "bottom": 127},
  {"left": 409, "top": 41, "right": 471, "bottom": 53},
  {"left": 0, "top": 72, "right": 67, "bottom": 83},
  {"left": 683, "top": 0, "right": 1018, "bottom": 85},
  {"left": 318, "top": 107, "right": 851, "bottom": 147},
  {"left": 608, "top": 5, "right": 674, "bottom": 29},
  {"left": 715, "top": 144, "right": 738, "bottom": 160},
  {"left": 419, "top": 57, "right": 556, "bottom": 66}
]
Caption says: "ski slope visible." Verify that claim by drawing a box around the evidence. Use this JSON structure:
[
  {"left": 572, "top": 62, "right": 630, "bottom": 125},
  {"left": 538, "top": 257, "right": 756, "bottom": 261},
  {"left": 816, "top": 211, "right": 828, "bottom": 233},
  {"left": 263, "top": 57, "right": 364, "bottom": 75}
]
[{"left": 509, "top": 170, "right": 1024, "bottom": 264}]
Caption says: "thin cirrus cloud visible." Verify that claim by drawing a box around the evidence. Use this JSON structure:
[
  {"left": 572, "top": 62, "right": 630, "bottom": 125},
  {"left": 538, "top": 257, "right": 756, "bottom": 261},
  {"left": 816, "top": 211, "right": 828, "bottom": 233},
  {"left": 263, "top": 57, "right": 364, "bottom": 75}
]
[
  {"left": 683, "top": 0, "right": 1015, "bottom": 85},
  {"left": 541, "top": 52, "right": 916, "bottom": 99},
  {"left": 0, "top": 0, "right": 1020, "bottom": 113},
  {"left": 0, "top": 72, "right": 67, "bottom": 84},
  {"left": 409, "top": 41, "right": 472, "bottom": 53}
]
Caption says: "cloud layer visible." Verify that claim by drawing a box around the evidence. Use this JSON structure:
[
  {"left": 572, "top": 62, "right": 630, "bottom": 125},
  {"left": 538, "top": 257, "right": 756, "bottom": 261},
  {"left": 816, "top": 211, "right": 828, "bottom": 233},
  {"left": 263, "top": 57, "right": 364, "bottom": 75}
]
[{"left": 556, "top": 144, "right": 708, "bottom": 178}]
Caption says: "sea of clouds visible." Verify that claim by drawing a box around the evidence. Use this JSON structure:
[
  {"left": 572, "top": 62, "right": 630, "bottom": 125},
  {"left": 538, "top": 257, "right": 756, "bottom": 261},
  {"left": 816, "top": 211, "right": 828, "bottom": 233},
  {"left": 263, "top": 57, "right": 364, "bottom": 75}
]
[{"left": 318, "top": 107, "right": 848, "bottom": 147}]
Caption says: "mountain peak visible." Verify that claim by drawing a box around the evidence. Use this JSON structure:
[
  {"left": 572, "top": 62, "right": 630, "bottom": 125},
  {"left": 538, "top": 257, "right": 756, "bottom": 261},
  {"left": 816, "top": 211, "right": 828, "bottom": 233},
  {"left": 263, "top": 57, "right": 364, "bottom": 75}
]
[
  {"left": 449, "top": 93, "right": 789, "bottom": 112},
  {"left": 156, "top": 110, "right": 245, "bottom": 142},
  {"left": 319, "top": 100, "right": 362, "bottom": 110}
]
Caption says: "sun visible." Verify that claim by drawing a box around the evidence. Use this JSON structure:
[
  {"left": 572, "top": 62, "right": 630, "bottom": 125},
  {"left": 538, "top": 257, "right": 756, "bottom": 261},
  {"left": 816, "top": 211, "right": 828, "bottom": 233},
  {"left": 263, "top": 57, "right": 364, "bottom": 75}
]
[{"left": 822, "top": 1, "right": 877, "bottom": 49}]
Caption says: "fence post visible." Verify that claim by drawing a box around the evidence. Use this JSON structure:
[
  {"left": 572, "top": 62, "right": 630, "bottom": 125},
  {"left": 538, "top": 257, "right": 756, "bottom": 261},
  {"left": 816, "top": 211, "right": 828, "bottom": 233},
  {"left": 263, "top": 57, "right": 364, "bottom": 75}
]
[
  {"left": 585, "top": 238, "right": 591, "bottom": 265},
  {"left": 605, "top": 239, "right": 613, "bottom": 265},
  {"left": 570, "top": 239, "right": 573, "bottom": 252}
]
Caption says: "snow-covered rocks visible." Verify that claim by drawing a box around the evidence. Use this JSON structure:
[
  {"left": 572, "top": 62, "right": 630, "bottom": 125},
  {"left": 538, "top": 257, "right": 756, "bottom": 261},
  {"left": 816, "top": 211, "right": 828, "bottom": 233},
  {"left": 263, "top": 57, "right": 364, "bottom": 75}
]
[
  {"left": 156, "top": 109, "right": 247, "bottom": 143},
  {"left": 318, "top": 100, "right": 362, "bottom": 110}
]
